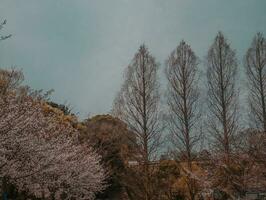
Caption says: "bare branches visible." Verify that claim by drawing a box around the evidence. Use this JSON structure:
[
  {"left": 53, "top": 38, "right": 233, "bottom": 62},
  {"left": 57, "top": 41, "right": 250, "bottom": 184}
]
[
  {"left": 165, "top": 40, "right": 201, "bottom": 200},
  {"left": 245, "top": 33, "right": 266, "bottom": 132},
  {"left": 113, "top": 45, "right": 162, "bottom": 161},
  {"left": 203, "top": 32, "right": 243, "bottom": 198},
  {"left": 206, "top": 32, "right": 238, "bottom": 157},
  {"left": 0, "top": 20, "right": 11, "bottom": 41},
  {"left": 165, "top": 40, "right": 201, "bottom": 161},
  {"left": 112, "top": 45, "right": 162, "bottom": 200}
]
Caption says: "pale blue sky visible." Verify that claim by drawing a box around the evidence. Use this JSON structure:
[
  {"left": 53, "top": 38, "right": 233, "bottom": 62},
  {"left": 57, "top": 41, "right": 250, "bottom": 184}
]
[{"left": 0, "top": 0, "right": 265, "bottom": 118}]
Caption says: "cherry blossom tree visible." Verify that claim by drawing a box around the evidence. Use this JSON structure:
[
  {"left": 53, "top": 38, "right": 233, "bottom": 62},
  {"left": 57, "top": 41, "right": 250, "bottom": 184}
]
[{"left": 0, "top": 69, "right": 107, "bottom": 199}]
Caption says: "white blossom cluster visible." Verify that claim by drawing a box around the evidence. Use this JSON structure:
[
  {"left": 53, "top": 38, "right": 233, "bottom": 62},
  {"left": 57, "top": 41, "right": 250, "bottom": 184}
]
[{"left": 0, "top": 90, "right": 106, "bottom": 199}]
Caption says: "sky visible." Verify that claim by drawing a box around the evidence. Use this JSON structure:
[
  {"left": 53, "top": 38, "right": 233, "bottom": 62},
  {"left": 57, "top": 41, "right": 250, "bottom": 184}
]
[{"left": 0, "top": 0, "right": 266, "bottom": 118}]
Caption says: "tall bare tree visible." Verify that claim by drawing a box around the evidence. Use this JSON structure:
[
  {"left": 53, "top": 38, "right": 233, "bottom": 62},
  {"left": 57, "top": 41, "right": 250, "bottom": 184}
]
[
  {"left": 165, "top": 41, "right": 200, "bottom": 200},
  {"left": 112, "top": 45, "right": 162, "bottom": 200},
  {"left": 207, "top": 32, "right": 238, "bottom": 160},
  {"left": 205, "top": 32, "right": 241, "bottom": 197},
  {"left": 245, "top": 33, "right": 266, "bottom": 132}
]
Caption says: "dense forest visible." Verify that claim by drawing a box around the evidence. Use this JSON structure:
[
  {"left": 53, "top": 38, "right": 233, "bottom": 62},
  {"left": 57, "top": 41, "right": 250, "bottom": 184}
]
[{"left": 0, "top": 19, "right": 266, "bottom": 200}]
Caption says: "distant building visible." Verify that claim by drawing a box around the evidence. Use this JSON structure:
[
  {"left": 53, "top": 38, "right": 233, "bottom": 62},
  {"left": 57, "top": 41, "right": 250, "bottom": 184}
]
[{"left": 245, "top": 189, "right": 266, "bottom": 200}]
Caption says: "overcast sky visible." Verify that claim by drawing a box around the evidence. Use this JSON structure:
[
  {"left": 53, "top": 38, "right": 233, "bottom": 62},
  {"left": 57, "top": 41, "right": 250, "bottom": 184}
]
[{"left": 0, "top": 0, "right": 266, "bottom": 118}]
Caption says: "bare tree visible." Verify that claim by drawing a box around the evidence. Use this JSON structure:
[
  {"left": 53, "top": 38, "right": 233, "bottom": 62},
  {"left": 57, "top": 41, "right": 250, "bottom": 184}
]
[
  {"left": 245, "top": 33, "right": 266, "bottom": 132},
  {"left": 206, "top": 32, "right": 240, "bottom": 197},
  {"left": 242, "top": 33, "right": 266, "bottom": 193},
  {"left": 207, "top": 32, "right": 238, "bottom": 160},
  {"left": 165, "top": 41, "right": 200, "bottom": 200},
  {"left": 112, "top": 45, "right": 162, "bottom": 200}
]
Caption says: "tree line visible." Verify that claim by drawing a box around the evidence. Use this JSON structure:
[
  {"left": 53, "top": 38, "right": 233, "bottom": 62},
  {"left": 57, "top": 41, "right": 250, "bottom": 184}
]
[{"left": 112, "top": 31, "right": 266, "bottom": 199}]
